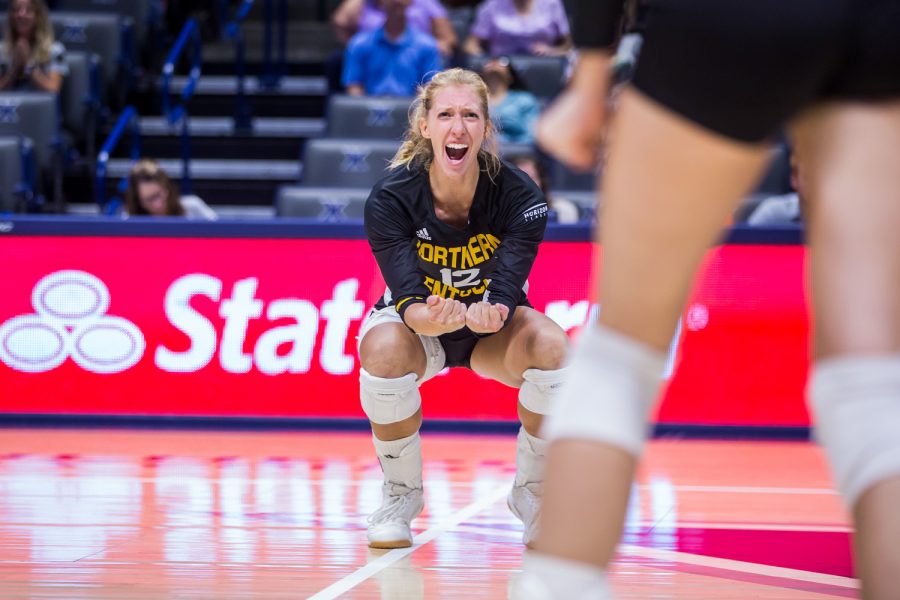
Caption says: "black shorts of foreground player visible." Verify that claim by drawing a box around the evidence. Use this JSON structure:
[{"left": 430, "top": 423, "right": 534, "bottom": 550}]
[
  {"left": 358, "top": 67, "right": 569, "bottom": 549},
  {"left": 513, "top": 0, "right": 900, "bottom": 599}
]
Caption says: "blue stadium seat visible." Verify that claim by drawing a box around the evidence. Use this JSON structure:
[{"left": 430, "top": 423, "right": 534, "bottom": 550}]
[
  {"left": 0, "top": 92, "right": 62, "bottom": 208},
  {"left": 550, "top": 159, "right": 597, "bottom": 191},
  {"left": 300, "top": 138, "right": 401, "bottom": 188},
  {"left": 50, "top": 11, "right": 135, "bottom": 104},
  {"left": 276, "top": 185, "right": 369, "bottom": 220},
  {"left": 54, "top": 0, "right": 154, "bottom": 50},
  {"left": 60, "top": 51, "right": 103, "bottom": 154},
  {"left": 326, "top": 95, "right": 413, "bottom": 140},
  {"left": 0, "top": 136, "right": 36, "bottom": 213},
  {"left": 465, "top": 54, "right": 568, "bottom": 103}
]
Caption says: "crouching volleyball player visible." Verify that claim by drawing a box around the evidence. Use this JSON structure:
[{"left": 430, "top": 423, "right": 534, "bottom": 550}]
[{"left": 358, "top": 68, "right": 570, "bottom": 549}]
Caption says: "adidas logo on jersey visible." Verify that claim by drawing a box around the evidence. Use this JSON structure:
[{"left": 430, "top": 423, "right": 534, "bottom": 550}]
[{"left": 415, "top": 228, "right": 432, "bottom": 241}]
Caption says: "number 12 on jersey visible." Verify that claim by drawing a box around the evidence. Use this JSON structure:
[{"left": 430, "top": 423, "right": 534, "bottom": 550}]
[{"left": 439, "top": 268, "right": 480, "bottom": 288}]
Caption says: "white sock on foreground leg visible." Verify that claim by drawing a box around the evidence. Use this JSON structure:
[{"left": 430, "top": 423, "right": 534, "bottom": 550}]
[{"left": 510, "top": 552, "right": 612, "bottom": 600}]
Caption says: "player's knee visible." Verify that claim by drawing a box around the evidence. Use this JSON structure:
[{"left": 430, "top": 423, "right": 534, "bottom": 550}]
[
  {"left": 518, "top": 366, "right": 569, "bottom": 417},
  {"left": 521, "top": 322, "right": 568, "bottom": 371},
  {"left": 540, "top": 325, "right": 667, "bottom": 458},
  {"left": 360, "top": 368, "right": 421, "bottom": 425},
  {"left": 809, "top": 354, "right": 900, "bottom": 508},
  {"left": 359, "top": 325, "right": 424, "bottom": 379}
]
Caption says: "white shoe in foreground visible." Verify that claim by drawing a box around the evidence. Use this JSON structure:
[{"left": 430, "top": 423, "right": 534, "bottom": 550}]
[
  {"left": 508, "top": 483, "right": 541, "bottom": 547},
  {"left": 509, "top": 552, "right": 613, "bottom": 599},
  {"left": 367, "top": 483, "right": 424, "bottom": 549}
]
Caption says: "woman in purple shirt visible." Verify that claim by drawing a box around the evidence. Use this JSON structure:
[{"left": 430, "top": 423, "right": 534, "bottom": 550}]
[
  {"left": 332, "top": 0, "right": 458, "bottom": 56},
  {"left": 463, "top": 0, "right": 571, "bottom": 57}
]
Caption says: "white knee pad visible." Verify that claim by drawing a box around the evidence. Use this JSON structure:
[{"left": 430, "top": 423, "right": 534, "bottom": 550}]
[
  {"left": 360, "top": 369, "right": 421, "bottom": 425},
  {"left": 541, "top": 325, "right": 666, "bottom": 458},
  {"left": 809, "top": 354, "right": 900, "bottom": 507},
  {"left": 519, "top": 366, "right": 569, "bottom": 415}
]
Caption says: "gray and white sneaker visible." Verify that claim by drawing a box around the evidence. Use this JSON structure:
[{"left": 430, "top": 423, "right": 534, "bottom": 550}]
[
  {"left": 508, "top": 482, "right": 541, "bottom": 547},
  {"left": 367, "top": 482, "right": 424, "bottom": 549}
]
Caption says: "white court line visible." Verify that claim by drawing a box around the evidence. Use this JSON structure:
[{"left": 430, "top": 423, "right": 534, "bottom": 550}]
[
  {"left": 307, "top": 483, "right": 510, "bottom": 600},
  {"left": 649, "top": 484, "right": 837, "bottom": 495},
  {"left": 619, "top": 543, "right": 859, "bottom": 589},
  {"left": 634, "top": 521, "right": 852, "bottom": 533}
]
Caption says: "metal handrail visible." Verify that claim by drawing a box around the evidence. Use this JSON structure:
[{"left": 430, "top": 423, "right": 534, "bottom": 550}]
[
  {"left": 95, "top": 106, "right": 141, "bottom": 210},
  {"left": 161, "top": 18, "right": 202, "bottom": 194},
  {"left": 222, "top": 0, "right": 255, "bottom": 131},
  {"left": 260, "top": 0, "right": 287, "bottom": 89}
]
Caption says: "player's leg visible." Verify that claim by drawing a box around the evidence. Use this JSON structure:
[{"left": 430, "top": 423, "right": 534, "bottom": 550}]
[
  {"left": 471, "top": 306, "right": 569, "bottom": 546},
  {"left": 358, "top": 308, "right": 445, "bottom": 548},
  {"left": 518, "top": 87, "right": 770, "bottom": 598},
  {"left": 793, "top": 99, "right": 900, "bottom": 599}
]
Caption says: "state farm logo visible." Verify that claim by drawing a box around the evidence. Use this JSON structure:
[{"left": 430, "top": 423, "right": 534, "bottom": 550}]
[{"left": 0, "top": 270, "right": 145, "bottom": 373}]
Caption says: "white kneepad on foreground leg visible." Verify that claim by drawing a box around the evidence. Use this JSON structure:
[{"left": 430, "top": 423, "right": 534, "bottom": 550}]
[
  {"left": 541, "top": 325, "right": 667, "bottom": 458},
  {"left": 810, "top": 355, "right": 900, "bottom": 507},
  {"left": 519, "top": 366, "right": 569, "bottom": 415},
  {"left": 360, "top": 369, "right": 421, "bottom": 425}
]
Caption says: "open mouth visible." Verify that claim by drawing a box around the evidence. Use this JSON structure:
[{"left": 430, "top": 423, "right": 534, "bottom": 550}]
[{"left": 445, "top": 143, "right": 469, "bottom": 164}]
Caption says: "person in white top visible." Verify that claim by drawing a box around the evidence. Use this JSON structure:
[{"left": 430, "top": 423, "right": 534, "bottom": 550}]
[{"left": 124, "top": 159, "right": 218, "bottom": 220}]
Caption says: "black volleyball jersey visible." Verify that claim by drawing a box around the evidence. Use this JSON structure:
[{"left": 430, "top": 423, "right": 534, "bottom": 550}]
[{"left": 364, "top": 158, "right": 549, "bottom": 332}]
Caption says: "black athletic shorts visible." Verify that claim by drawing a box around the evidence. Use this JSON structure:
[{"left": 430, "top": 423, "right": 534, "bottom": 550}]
[
  {"left": 632, "top": 0, "right": 900, "bottom": 142},
  {"left": 438, "top": 329, "right": 480, "bottom": 369}
]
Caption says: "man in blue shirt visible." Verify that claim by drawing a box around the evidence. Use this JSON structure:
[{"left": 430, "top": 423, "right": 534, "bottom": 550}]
[{"left": 342, "top": 0, "right": 443, "bottom": 97}]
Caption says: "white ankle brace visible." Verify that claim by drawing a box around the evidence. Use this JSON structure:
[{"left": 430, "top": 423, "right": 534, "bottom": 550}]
[{"left": 373, "top": 431, "right": 423, "bottom": 490}]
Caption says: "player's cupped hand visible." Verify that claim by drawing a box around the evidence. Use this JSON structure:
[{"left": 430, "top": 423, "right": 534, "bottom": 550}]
[
  {"left": 465, "top": 301, "right": 509, "bottom": 334},
  {"left": 424, "top": 295, "right": 467, "bottom": 332}
]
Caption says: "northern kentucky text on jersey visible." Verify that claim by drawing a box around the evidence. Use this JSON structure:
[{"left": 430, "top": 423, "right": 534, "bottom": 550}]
[{"left": 415, "top": 233, "right": 501, "bottom": 269}]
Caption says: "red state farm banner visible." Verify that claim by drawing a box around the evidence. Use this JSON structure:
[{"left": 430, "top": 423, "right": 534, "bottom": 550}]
[{"left": 0, "top": 236, "right": 811, "bottom": 426}]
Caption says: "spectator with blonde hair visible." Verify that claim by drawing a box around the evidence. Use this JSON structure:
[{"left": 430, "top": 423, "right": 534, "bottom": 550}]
[{"left": 0, "top": 0, "right": 67, "bottom": 93}]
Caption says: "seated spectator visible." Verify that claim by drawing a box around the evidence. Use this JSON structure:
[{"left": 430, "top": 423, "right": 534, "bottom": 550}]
[
  {"left": 0, "top": 0, "right": 67, "bottom": 93},
  {"left": 745, "top": 151, "right": 805, "bottom": 226},
  {"left": 482, "top": 57, "right": 540, "bottom": 144},
  {"left": 342, "top": 0, "right": 442, "bottom": 97},
  {"left": 332, "top": 0, "right": 457, "bottom": 57},
  {"left": 125, "top": 159, "right": 218, "bottom": 220},
  {"left": 463, "top": 0, "right": 571, "bottom": 57},
  {"left": 511, "top": 154, "right": 580, "bottom": 224}
]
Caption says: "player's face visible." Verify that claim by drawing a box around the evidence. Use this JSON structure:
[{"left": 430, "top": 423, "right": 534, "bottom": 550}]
[{"left": 421, "top": 84, "right": 486, "bottom": 178}]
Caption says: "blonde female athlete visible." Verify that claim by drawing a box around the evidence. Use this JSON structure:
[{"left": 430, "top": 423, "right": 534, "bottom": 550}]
[{"left": 358, "top": 68, "right": 569, "bottom": 549}]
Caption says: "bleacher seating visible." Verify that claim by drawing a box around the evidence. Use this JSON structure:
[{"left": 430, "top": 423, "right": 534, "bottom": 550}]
[
  {"left": 60, "top": 51, "right": 102, "bottom": 154},
  {"left": 551, "top": 160, "right": 597, "bottom": 191},
  {"left": 55, "top": 0, "right": 154, "bottom": 49},
  {"left": 0, "top": 137, "right": 24, "bottom": 212},
  {"left": 50, "top": 12, "right": 133, "bottom": 102},
  {"left": 325, "top": 95, "right": 412, "bottom": 140},
  {"left": 0, "top": 92, "right": 60, "bottom": 175},
  {"left": 276, "top": 185, "right": 369, "bottom": 219},
  {"left": 300, "top": 138, "right": 400, "bottom": 188},
  {"left": 466, "top": 54, "right": 568, "bottom": 103}
]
